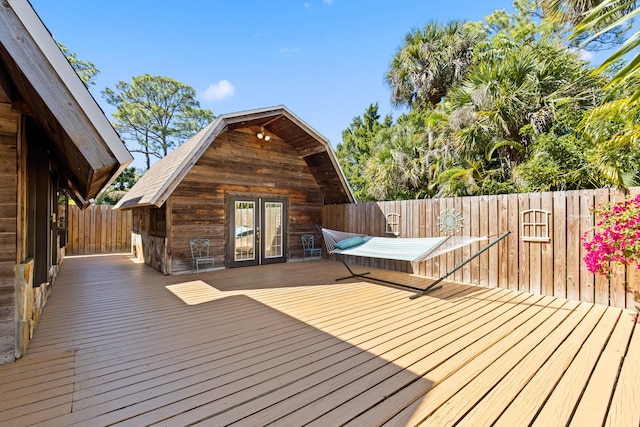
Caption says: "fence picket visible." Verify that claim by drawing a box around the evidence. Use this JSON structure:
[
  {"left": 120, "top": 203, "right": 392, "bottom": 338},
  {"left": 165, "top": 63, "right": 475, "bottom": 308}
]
[
  {"left": 528, "top": 192, "right": 542, "bottom": 294},
  {"left": 62, "top": 189, "right": 638, "bottom": 309},
  {"left": 566, "top": 191, "right": 581, "bottom": 301},
  {"left": 470, "top": 196, "right": 480, "bottom": 285},
  {"left": 462, "top": 196, "right": 472, "bottom": 283},
  {"left": 628, "top": 187, "right": 640, "bottom": 309},
  {"left": 579, "top": 190, "right": 595, "bottom": 303},
  {"left": 609, "top": 189, "right": 627, "bottom": 307},
  {"left": 321, "top": 186, "right": 640, "bottom": 308},
  {"left": 594, "top": 189, "right": 610, "bottom": 306},
  {"left": 518, "top": 194, "right": 530, "bottom": 293},
  {"left": 96, "top": 205, "right": 103, "bottom": 253},
  {"left": 553, "top": 191, "right": 567, "bottom": 298},
  {"left": 488, "top": 195, "right": 499, "bottom": 288},
  {"left": 507, "top": 194, "right": 519, "bottom": 290},
  {"left": 540, "top": 192, "right": 554, "bottom": 296},
  {"left": 66, "top": 205, "right": 132, "bottom": 255}
]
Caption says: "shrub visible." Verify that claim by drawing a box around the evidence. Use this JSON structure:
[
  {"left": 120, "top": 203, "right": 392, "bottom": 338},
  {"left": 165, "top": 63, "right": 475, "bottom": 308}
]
[{"left": 582, "top": 194, "right": 640, "bottom": 278}]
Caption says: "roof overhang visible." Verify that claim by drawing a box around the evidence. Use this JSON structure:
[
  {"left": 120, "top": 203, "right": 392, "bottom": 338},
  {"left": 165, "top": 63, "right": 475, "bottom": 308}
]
[{"left": 0, "top": 0, "right": 132, "bottom": 207}]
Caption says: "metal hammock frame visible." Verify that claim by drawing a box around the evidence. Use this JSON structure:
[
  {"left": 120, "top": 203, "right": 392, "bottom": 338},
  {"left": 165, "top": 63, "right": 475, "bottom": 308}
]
[{"left": 319, "top": 226, "right": 511, "bottom": 299}]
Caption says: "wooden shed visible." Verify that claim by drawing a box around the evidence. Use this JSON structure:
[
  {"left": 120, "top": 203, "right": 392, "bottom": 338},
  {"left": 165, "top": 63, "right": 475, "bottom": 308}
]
[
  {"left": 115, "top": 106, "right": 354, "bottom": 274},
  {"left": 0, "top": 0, "right": 132, "bottom": 363}
]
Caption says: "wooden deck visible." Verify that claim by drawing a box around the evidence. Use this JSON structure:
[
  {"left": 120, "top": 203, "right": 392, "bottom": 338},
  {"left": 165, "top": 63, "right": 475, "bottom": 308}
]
[{"left": 0, "top": 255, "right": 638, "bottom": 426}]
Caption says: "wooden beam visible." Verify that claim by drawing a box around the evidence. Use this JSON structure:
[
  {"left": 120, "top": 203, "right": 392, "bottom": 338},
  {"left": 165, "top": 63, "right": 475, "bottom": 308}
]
[
  {"left": 298, "top": 145, "right": 326, "bottom": 157},
  {"left": 0, "top": 57, "right": 31, "bottom": 113},
  {"left": 0, "top": 57, "right": 16, "bottom": 105}
]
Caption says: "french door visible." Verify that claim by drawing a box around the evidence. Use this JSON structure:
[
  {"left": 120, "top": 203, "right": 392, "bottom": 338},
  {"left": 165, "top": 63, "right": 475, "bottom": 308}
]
[{"left": 228, "top": 195, "right": 288, "bottom": 267}]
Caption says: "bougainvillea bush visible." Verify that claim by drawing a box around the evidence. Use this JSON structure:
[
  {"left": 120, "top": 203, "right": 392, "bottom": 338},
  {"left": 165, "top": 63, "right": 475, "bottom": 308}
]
[{"left": 582, "top": 194, "right": 640, "bottom": 278}]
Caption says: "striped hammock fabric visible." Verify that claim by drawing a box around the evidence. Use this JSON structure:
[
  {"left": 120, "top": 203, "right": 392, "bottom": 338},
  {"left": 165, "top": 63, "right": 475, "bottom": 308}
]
[{"left": 320, "top": 227, "right": 488, "bottom": 263}]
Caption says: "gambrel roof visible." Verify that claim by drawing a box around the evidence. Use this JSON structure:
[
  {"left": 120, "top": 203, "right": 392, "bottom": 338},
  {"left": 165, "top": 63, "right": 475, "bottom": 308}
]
[{"left": 115, "top": 105, "right": 354, "bottom": 209}]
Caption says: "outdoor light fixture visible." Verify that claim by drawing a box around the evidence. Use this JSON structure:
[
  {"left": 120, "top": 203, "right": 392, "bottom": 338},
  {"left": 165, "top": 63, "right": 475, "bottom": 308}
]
[{"left": 256, "top": 127, "right": 271, "bottom": 141}]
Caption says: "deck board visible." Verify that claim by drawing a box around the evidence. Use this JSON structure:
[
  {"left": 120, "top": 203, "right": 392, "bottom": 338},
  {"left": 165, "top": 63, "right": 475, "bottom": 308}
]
[
  {"left": 494, "top": 305, "right": 622, "bottom": 426},
  {"left": 606, "top": 317, "right": 640, "bottom": 427},
  {"left": 569, "top": 306, "right": 637, "bottom": 427},
  {"left": 0, "top": 254, "right": 637, "bottom": 426},
  {"left": 458, "top": 303, "right": 608, "bottom": 426}
]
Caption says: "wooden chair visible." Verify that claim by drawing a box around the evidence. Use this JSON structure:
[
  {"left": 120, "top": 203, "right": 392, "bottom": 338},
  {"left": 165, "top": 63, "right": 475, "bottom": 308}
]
[
  {"left": 301, "top": 233, "right": 322, "bottom": 260},
  {"left": 190, "top": 238, "right": 215, "bottom": 273}
]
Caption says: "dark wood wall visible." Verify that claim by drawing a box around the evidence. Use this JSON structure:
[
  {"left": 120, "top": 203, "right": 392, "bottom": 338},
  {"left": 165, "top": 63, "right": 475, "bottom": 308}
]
[
  {"left": 0, "top": 103, "right": 19, "bottom": 362},
  {"left": 168, "top": 128, "right": 324, "bottom": 274}
]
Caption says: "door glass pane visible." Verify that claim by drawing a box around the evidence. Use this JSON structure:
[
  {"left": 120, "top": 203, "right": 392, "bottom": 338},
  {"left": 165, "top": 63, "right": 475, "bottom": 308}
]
[
  {"left": 235, "top": 201, "right": 255, "bottom": 261},
  {"left": 264, "top": 202, "right": 283, "bottom": 258}
]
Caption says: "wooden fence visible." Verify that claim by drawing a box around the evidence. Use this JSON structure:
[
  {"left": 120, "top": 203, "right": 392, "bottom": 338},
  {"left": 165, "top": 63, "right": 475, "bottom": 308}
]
[
  {"left": 322, "top": 187, "right": 640, "bottom": 309},
  {"left": 66, "top": 205, "right": 132, "bottom": 255}
]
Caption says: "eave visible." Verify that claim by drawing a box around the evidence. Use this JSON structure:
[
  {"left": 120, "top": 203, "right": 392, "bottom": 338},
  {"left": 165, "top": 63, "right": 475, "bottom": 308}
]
[{"left": 0, "top": 0, "right": 132, "bottom": 206}]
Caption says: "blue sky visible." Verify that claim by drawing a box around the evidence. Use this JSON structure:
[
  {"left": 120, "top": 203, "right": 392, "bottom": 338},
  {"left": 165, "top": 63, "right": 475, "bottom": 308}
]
[{"left": 30, "top": 0, "right": 516, "bottom": 168}]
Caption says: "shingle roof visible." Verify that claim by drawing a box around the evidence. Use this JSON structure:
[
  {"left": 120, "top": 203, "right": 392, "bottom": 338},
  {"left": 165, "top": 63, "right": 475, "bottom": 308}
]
[{"left": 114, "top": 121, "right": 219, "bottom": 208}]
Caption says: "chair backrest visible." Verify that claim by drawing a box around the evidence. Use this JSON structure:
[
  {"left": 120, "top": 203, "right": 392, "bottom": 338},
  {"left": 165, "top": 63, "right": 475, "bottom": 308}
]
[
  {"left": 301, "top": 234, "right": 315, "bottom": 250},
  {"left": 190, "top": 238, "right": 210, "bottom": 258}
]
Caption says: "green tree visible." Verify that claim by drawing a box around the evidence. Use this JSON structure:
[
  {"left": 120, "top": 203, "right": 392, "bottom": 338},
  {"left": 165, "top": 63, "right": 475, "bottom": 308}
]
[
  {"left": 580, "top": 1, "right": 640, "bottom": 103},
  {"left": 434, "top": 159, "right": 487, "bottom": 196},
  {"left": 552, "top": 0, "right": 640, "bottom": 102},
  {"left": 95, "top": 167, "right": 142, "bottom": 205},
  {"left": 385, "top": 20, "right": 480, "bottom": 109},
  {"left": 335, "top": 104, "right": 392, "bottom": 201},
  {"left": 443, "top": 1, "right": 600, "bottom": 194},
  {"left": 103, "top": 75, "right": 215, "bottom": 169},
  {"left": 514, "top": 133, "right": 595, "bottom": 191},
  {"left": 57, "top": 42, "right": 99, "bottom": 87},
  {"left": 348, "top": 0, "right": 628, "bottom": 199},
  {"left": 579, "top": 95, "right": 640, "bottom": 187},
  {"left": 541, "top": 0, "right": 635, "bottom": 49},
  {"left": 364, "top": 119, "right": 429, "bottom": 200},
  {"left": 543, "top": 0, "right": 640, "bottom": 187}
]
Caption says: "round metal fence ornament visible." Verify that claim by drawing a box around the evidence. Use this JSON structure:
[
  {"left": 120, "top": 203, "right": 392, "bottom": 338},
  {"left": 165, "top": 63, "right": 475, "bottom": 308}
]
[{"left": 438, "top": 209, "right": 464, "bottom": 235}]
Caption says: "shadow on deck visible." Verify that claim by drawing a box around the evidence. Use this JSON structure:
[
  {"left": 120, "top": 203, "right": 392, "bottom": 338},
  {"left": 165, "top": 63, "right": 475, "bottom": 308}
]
[{"left": 0, "top": 254, "right": 638, "bottom": 426}]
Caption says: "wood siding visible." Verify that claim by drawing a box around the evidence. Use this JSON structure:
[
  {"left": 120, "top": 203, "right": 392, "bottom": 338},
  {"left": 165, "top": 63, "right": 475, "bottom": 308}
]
[
  {"left": 0, "top": 103, "right": 19, "bottom": 363},
  {"left": 66, "top": 204, "right": 132, "bottom": 255},
  {"left": 167, "top": 129, "right": 324, "bottom": 274},
  {"left": 323, "top": 187, "right": 640, "bottom": 309}
]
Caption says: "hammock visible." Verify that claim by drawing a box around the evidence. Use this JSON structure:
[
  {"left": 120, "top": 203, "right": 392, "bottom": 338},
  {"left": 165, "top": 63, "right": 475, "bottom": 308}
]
[{"left": 319, "top": 227, "right": 510, "bottom": 299}]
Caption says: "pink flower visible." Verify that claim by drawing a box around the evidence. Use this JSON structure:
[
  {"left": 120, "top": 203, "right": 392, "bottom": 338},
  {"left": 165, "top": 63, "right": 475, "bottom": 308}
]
[{"left": 583, "top": 195, "right": 640, "bottom": 277}]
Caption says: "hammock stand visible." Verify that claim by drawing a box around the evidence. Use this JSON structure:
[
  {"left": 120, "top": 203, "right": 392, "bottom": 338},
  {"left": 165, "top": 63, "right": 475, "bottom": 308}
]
[{"left": 319, "top": 226, "right": 511, "bottom": 299}]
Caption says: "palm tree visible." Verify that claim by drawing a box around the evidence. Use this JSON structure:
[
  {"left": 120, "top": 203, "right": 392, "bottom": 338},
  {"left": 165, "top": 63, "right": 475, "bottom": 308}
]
[
  {"left": 385, "top": 20, "right": 480, "bottom": 110},
  {"left": 580, "top": 95, "right": 640, "bottom": 187},
  {"left": 451, "top": 37, "right": 598, "bottom": 166},
  {"left": 541, "top": 0, "right": 633, "bottom": 48},
  {"left": 543, "top": 0, "right": 640, "bottom": 187},
  {"left": 448, "top": 48, "right": 537, "bottom": 175},
  {"left": 364, "top": 124, "right": 429, "bottom": 200},
  {"left": 542, "top": 0, "right": 639, "bottom": 100}
]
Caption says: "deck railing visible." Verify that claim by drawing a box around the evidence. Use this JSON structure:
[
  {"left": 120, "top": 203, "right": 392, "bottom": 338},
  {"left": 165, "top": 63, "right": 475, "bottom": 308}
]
[
  {"left": 322, "top": 187, "right": 640, "bottom": 309},
  {"left": 65, "top": 205, "right": 132, "bottom": 255}
]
